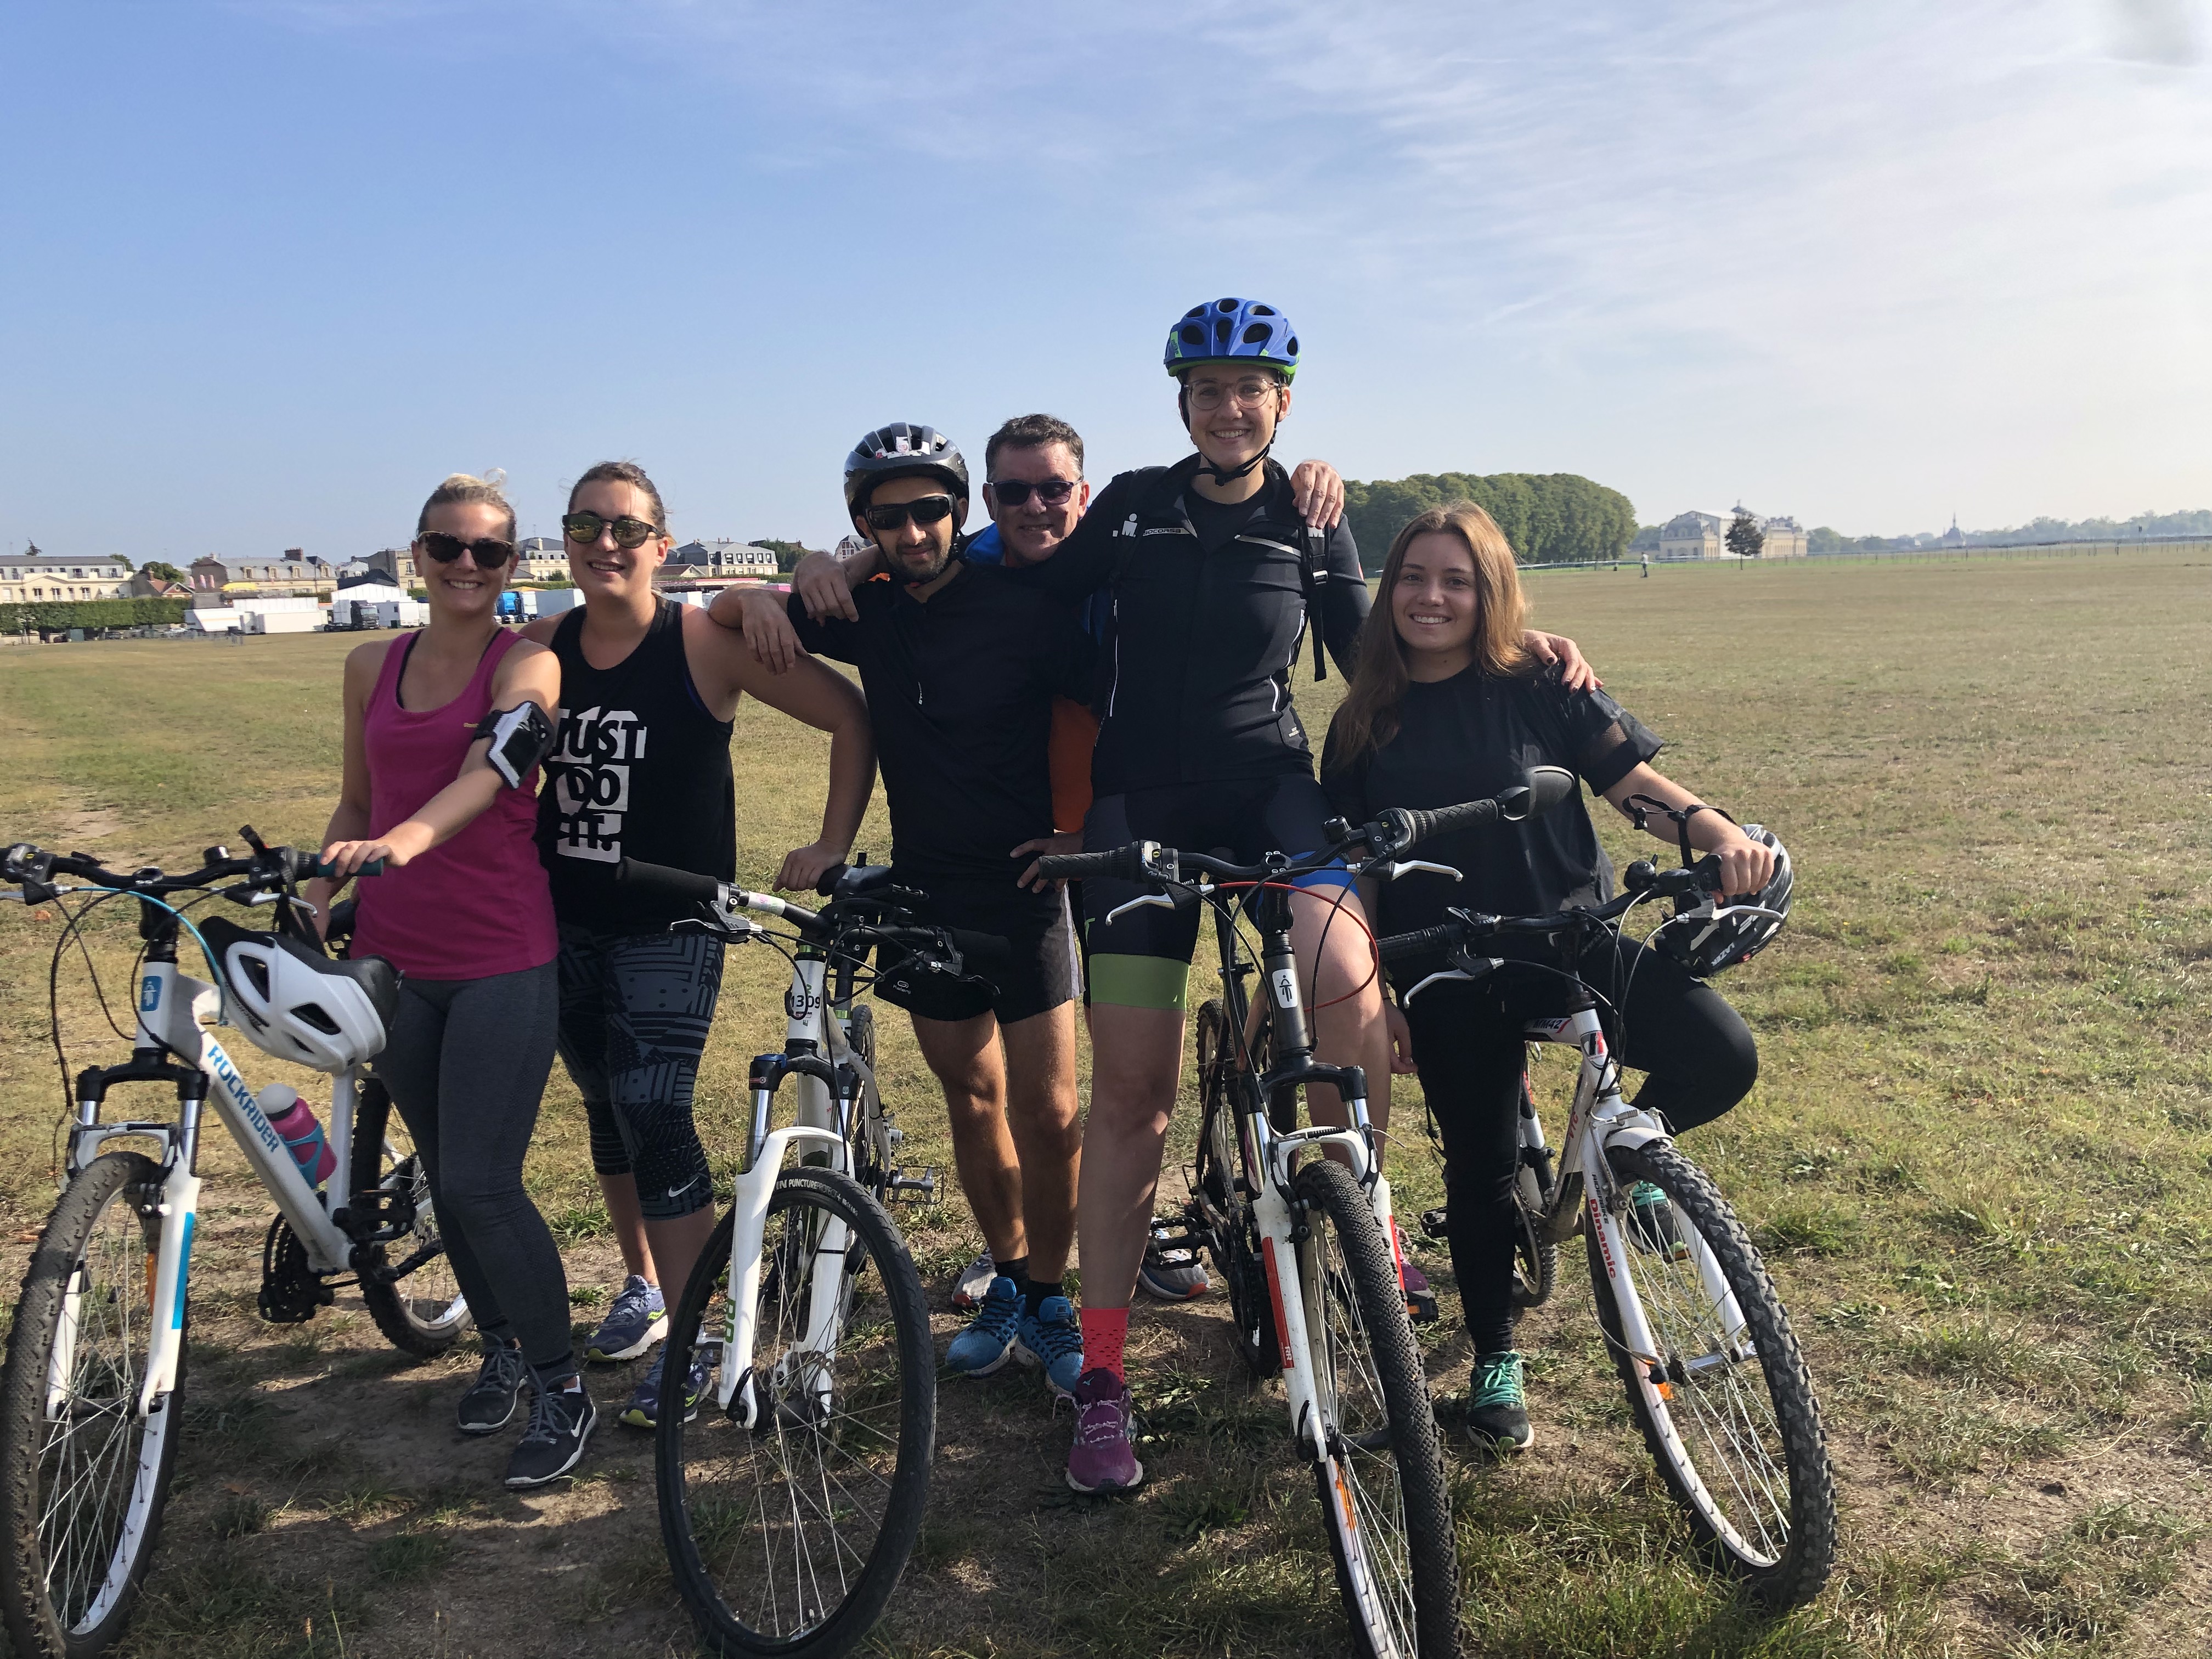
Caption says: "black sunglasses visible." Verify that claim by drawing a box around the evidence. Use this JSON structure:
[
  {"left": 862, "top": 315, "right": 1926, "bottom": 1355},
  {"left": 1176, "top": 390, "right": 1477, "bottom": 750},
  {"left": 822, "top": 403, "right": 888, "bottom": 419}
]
[
  {"left": 418, "top": 532, "right": 516, "bottom": 568},
  {"left": 862, "top": 495, "right": 957, "bottom": 532},
  {"left": 562, "top": 511, "right": 662, "bottom": 549},
  {"left": 988, "top": 478, "right": 1077, "bottom": 507}
]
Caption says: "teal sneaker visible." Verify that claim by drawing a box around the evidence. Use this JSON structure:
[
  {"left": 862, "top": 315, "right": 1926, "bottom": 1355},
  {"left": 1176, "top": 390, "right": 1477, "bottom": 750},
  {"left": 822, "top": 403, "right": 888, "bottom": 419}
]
[
  {"left": 1017, "top": 1295, "right": 1085, "bottom": 1397},
  {"left": 1627, "top": 1181, "right": 1689, "bottom": 1260},
  {"left": 1466, "top": 1351, "right": 1532, "bottom": 1452},
  {"left": 946, "top": 1276, "right": 1022, "bottom": 1376}
]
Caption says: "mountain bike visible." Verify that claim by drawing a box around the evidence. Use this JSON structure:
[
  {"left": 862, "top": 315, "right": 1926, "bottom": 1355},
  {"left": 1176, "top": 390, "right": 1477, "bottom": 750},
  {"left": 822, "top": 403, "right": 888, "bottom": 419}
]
[
  {"left": 616, "top": 857, "right": 943, "bottom": 1659},
  {"left": 1033, "top": 784, "right": 1590, "bottom": 1659},
  {"left": 1376, "top": 848, "right": 1837, "bottom": 1609},
  {"left": 0, "top": 832, "right": 464, "bottom": 1659}
]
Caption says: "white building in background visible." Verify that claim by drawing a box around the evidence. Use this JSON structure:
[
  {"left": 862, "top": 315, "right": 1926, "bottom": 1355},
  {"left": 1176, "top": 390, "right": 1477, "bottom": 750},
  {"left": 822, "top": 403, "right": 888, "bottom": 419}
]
[
  {"left": 0, "top": 549, "right": 134, "bottom": 604},
  {"left": 1658, "top": 507, "right": 1806, "bottom": 559}
]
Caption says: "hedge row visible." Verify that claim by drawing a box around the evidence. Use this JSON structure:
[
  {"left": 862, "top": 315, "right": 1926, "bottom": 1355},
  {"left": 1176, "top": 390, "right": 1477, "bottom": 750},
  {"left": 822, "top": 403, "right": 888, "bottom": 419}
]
[{"left": 0, "top": 597, "right": 192, "bottom": 632}]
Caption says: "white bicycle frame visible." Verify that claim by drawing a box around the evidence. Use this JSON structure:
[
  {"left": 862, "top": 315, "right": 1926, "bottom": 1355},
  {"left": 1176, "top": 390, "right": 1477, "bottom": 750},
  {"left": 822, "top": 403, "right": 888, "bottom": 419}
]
[{"left": 695, "top": 896, "right": 890, "bottom": 1429}]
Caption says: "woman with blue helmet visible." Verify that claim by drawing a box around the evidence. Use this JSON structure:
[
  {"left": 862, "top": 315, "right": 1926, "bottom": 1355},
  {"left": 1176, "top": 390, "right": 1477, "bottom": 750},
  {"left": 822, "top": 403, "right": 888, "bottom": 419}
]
[{"left": 1019, "top": 298, "right": 1593, "bottom": 1491}]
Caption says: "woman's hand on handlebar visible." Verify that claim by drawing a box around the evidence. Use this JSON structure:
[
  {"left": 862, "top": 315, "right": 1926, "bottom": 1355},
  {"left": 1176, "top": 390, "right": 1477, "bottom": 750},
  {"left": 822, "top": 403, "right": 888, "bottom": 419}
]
[
  {"left": 1708, "top": 825, "right": 1776, "bottom": 900},
  {"left": 775, "top": 838, "right": 847, "bottom": 893},
  {"left": 1012, "top": 831, "right": 1083, "bottom": 893},
  {"left": 320, "top": 828, "right": 425, "bottom": 878},
  {"left": 1384, "top": 1002, "right": 1419, "bottom": 1075}
]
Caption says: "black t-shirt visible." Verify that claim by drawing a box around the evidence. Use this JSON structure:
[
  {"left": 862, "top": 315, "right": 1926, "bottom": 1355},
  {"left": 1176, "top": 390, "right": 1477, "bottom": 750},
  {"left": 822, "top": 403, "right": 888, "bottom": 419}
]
[
  {"left": 537, "top": 600, "right": 737, "bottom": 933},
  {"left": 1319, "top": 665, "right": 1662, "bottom": 939},
  {"left": 790, "top": 561, "right": 1092, "bottom": 884},
  {"left": 1015, "top": 455, "right": 1368, "bottom": 794}
]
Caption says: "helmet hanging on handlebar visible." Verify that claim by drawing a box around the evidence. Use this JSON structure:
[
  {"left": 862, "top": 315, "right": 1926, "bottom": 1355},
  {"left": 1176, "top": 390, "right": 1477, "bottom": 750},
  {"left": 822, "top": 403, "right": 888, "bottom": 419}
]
[{"left": 1648, "top": 825, "right": 1793, "bottom": 977}]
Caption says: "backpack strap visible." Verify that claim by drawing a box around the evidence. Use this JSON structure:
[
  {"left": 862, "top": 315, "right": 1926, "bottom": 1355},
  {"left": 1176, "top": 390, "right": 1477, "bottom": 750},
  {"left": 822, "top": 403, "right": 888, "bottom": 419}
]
[{"left": 1301, "top": 522, "right": 1329, "bottom": 682}]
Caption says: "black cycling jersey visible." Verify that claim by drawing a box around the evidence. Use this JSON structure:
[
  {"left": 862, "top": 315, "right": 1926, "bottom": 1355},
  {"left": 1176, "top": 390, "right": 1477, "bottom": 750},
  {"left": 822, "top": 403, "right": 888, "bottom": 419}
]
[
  {"left": 1014, "top": 455, "right": 1367, "bottom": 794},
  {"left": 788, "top": 561, "right": 1092, "bottom": 884},
  {"left": 1319, "top": 663, "right": 1662, "bottom": 943}
]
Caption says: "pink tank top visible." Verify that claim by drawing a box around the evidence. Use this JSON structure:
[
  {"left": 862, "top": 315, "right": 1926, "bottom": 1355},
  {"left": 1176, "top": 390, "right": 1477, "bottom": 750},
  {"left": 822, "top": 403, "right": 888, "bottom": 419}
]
[{"left": 351, "top": 629, "right": 558, "bottom": 980}]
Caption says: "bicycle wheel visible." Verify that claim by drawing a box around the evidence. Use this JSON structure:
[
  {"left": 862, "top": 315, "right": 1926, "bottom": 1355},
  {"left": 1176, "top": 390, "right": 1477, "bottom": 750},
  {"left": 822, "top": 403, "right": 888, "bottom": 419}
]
[
  {"left": 351, "top": 1077, "right": 470, "bottom": 1359},
  {"left": 1507, "top": 1082, "right": 1557, "bottom": 1310},
  {"left": 658, "top": 1167, "right": 934, "bottom": 1658},
  {"left": 1294, "top": 1159, "right": 1459, "bottom": 1659},
  {"left": 1191, "top": 1000, "right": 1278, "bottom": 1378},
  {"left": 1586, "top": 1140, "right": 1836, "bottom": 1608},
  {"left": 843, "top": 1005, "right": 887, "bottom": 1206},
  {"left": 0, "top": 1152, "right": 183, "bottom": 1659}
]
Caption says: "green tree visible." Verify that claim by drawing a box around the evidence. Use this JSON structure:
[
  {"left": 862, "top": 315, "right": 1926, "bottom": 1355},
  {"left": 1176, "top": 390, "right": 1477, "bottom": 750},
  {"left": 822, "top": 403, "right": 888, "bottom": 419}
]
[
  {"left": 138, "top": 560, "right": 185, "bottom": 584},
  {"left": 1339, "top": 472, "right": 1637, "bottom": 571},
  {"left": 1725, "top": 509, "right": 1764, "bottom": 560}
]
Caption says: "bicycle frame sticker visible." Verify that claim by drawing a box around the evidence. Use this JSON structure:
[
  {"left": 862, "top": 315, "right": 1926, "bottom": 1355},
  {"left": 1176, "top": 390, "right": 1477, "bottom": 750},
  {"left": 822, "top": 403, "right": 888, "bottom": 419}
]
[
  {"left": 171, "top": 1215, "right": 194, "bottom": 1328},
  {"left": 1260, "top": 1236, "right": 1297, "bottom": 1372},
  {"left": 139, "top": 974, "right": 161, "bottom": 1014}
]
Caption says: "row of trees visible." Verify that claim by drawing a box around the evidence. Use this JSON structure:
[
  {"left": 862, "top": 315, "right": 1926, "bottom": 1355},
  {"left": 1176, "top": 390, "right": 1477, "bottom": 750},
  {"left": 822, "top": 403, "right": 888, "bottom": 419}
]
[
  {"left": 1340, "top": 472, "right": 1638, "bottom": 571},
  {"left": 1, "top": 597, "right": 190, "bottom": 633}
]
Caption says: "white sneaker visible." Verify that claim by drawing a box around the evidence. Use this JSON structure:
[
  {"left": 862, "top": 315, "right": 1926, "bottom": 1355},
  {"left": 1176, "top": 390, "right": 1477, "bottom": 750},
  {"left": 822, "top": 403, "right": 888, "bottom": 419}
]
[{"left": 950, "top": 1248, "right": 997, "bottom": 1312}]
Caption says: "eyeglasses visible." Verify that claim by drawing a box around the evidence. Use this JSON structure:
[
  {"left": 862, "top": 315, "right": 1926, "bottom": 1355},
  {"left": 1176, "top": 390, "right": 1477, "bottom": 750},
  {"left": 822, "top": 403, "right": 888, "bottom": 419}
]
[
  {"left": 417, "top": 532, "right": 516, "bottom": 567},
  {"left": 987, "top": 478, "right": 1078, "bottom": 507},
  {"left": 1184, "top": 377, "right": 1282, "bottom": 413},
  {"left": 862, "top": 495, "right": 957, "bottom": 532},
  {"left": 562, "top": 512, "right": 662, "bottom": 549}
]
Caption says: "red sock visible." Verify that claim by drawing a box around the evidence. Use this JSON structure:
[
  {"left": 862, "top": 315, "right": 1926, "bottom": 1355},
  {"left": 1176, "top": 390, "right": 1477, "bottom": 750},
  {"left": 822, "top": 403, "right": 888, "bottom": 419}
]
[{"left": 1079, "top": 1307, "right": 1129, "bottom": 1383}]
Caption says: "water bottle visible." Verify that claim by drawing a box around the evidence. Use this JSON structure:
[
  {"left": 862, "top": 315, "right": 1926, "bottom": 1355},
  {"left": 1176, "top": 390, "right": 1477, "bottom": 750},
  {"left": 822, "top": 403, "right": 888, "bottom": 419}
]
[{"left": 258, "top": 1085, "right": 337, "bottom": 1188}]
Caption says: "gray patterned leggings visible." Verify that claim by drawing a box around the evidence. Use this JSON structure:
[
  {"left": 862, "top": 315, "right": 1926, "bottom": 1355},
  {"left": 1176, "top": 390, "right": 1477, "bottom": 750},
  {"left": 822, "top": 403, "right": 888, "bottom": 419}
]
[{"left": 554, "top": 925, "right": 725, "bottom": 1220}]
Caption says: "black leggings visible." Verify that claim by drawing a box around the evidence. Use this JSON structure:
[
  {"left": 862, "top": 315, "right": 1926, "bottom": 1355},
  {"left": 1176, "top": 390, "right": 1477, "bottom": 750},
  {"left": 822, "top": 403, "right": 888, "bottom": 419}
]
[
  {"left": 376, "top": 962, "right": 574, "bottom": 1379},
  {"left": 1402, "top": 934, "right": 1757, "bottom": 1355},
  {"left": 554, "top": 925, "right": 724, "bottom": 1221}
]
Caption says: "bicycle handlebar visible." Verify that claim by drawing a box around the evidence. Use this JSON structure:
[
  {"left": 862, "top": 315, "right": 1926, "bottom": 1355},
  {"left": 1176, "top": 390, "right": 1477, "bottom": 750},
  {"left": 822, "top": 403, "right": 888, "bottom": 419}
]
[
  {"left": 2, "top": 836, "right": 381, "bottom": 897},
  {"left": 1373, "top": 859, "right": 1724, "bottom": 966},
  {"left": 1031, "top": 845, "right": 1148, "bottom": 884}
]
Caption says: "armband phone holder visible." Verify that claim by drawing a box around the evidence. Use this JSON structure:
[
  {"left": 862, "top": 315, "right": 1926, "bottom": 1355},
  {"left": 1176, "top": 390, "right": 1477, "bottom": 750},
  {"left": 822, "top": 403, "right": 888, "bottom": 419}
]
[{"left": 475, "top": 703, "right": 558, "bottom": 789}]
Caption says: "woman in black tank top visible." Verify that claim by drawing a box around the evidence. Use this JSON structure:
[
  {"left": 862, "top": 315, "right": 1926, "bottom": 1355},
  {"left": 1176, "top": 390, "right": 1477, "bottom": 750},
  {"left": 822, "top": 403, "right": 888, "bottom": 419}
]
[{"left": 522, "top": 461, "right": 876, "bottom": 1430}]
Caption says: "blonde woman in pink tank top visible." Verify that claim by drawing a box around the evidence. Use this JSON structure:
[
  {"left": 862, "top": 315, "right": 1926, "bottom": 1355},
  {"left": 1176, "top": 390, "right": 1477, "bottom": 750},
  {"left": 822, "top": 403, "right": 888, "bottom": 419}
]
[{"left": 302, "top": 473, "right": 595, "bottom": 1491}]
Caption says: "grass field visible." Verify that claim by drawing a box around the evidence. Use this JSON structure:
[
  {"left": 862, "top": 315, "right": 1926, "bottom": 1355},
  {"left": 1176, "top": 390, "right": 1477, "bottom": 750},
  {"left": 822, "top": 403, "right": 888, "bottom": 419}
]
[{"left": 1, "top": 546, "right": 2208, "bottom": 1657}]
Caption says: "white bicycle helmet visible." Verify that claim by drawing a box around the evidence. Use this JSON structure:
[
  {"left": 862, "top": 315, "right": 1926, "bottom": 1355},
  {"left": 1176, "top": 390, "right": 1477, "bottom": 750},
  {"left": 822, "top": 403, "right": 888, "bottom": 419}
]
[{"left": 198, "top": 917, "right": 398, "bottom": 1073}]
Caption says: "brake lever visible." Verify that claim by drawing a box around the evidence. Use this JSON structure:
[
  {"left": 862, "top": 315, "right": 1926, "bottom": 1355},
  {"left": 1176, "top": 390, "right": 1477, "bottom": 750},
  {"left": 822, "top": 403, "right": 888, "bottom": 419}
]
[
  {"left": 1105, "top": 892, "right": 1181, "bottom": 926},
  {"left": 1370, "top": 859, "right": 1463, "bottom": 883}
]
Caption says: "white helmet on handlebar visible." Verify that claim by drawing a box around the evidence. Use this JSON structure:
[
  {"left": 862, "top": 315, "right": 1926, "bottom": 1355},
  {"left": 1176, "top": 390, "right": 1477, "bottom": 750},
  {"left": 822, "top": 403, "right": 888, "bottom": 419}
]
[
  {"left": 198, "top": 917, "right": 397, "bottom": 1073},
  {"left": 1650, "top": 825, "right": 1793, "bottom": 977}
]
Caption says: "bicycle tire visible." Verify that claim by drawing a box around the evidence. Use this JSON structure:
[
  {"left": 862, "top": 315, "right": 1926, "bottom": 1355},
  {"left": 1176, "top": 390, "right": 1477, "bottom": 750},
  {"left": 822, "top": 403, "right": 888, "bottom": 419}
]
[
  {"left": 1294, "top": 1158, "right": 1460, "bottom": 1659},
  {"left": 1190, "top": 1000, "right": 1278, "bottom": 1379},
  {"left": 658, "top": 1167, "right": 934, "bottom": 1658},
  {"left": 351, "top": 1077, "right": 470, "bottom": 1359},
  {"left": 1585, "top": 1140, "right": 1836, "bottom": 1609},
  {"left": 844, "top": 1005, "right": 887, "bottom": 1206},
  {"left": 0, "top": 1152, "right": 183, "bottom": 1659}
]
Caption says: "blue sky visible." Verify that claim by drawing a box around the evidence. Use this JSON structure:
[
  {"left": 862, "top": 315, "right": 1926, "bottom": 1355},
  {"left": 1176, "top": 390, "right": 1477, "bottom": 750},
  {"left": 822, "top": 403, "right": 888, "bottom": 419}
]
[{"left": 3, "top": 1, "right": 2207, "bottom": 562}]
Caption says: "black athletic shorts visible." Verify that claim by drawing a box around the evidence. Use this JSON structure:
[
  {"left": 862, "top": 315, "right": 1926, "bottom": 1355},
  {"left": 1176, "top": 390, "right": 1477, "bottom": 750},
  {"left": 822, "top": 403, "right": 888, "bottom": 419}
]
[
  {"left": 1083, "top": 772, "right": 1354, "bottom": 1011},
  {"left": 883, "top": 873, "right": 1080, "bottom": 1028}
]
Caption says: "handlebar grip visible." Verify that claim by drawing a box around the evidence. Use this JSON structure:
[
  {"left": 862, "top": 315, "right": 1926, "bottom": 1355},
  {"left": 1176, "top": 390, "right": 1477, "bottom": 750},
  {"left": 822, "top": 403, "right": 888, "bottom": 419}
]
[
  {"left": 1376, "top": 924, "right": 1460, "bottom": 966},
  {"left": 1398, "top": 797, "right": 1500, "bottom": 849},
  {"left": 1033, "top": 847, "right": 1141, "bottom": 883},
  {"left": 616, "top": 857, "right": 724, "bottom": 905},
  {"left": 814, "top": 864, "right": 850, "bottom": 898},
  {"left": 301, "top": 856, "right": 384, "bottom": 880}
]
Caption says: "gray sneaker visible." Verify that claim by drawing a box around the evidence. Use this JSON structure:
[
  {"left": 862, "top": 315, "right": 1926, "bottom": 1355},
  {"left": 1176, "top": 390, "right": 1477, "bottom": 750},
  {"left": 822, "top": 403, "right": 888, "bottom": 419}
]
[
  {"left": 949, "top": 1249, "right": 997, "bottom": 1312},
  {"left": 584, "top": 1274, "right": 668, "bottom": 1362},
  {"left": 1136, "top": 1221, "right": 1209, "bottom": 1301}
]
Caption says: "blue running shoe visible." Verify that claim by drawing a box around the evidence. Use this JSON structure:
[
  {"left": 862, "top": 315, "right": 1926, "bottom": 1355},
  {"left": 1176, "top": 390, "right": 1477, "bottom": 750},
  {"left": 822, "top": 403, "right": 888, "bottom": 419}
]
[
  {"left": 1017, "top": 1295, "right": 1085, "bottom": 1398},
  {"left": 618, "top": 1340, "right": 710, "bottom": 1430},
  {"left": 585, "top": 1274, "right": 668, "bottom": 1363},
  {"left": 946, "top": 1276, "right": 1022, "bottom": 1376}
]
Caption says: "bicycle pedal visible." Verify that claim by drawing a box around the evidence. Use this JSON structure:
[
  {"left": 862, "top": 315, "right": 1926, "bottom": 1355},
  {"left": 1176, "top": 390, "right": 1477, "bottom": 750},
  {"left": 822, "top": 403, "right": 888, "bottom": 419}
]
[
  {"left": 888, "top": 1166, "right": 938, "bottom": 1203},
  {"left": 1406, "top": 1288, "right": 1439, "bottom": 1324},
  {"left": 1418, "top": 1206, "right": 1449, "bottom": 1242}
]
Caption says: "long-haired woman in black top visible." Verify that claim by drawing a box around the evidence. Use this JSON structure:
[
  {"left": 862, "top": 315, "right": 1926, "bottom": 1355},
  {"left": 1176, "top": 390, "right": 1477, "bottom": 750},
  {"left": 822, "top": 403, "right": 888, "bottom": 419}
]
[{"left": 1321, "top": 504, "right": 1776, "bottom": 1453}]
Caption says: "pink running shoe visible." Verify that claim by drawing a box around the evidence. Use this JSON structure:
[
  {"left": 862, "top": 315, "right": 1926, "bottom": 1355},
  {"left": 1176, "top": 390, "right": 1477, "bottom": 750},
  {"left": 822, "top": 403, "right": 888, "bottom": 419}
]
[{"left": 1064, "top": 1369, "right": 1143, "bottom": 1493}]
